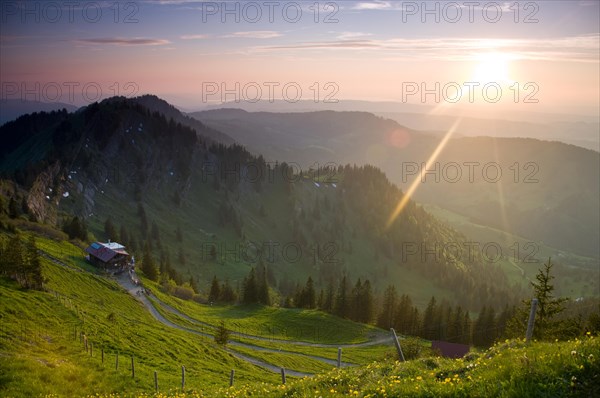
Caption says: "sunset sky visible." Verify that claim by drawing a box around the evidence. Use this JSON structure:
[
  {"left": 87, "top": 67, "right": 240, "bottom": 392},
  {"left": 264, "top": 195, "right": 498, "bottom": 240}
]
[{"left": 1, "top": 1, "right": 599, "bottom": 115}]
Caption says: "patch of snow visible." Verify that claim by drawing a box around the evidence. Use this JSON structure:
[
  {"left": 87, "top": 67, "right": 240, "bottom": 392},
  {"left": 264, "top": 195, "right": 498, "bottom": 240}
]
[
  {"left": 138, "top": 127, "right": 142, "bottom": 132},
  {"left": 68, "top": 175, "right": 72, "bottom": 180},
  {"left": 332, "top": 183, "right": 337, "bottom": 188},
  {"left": 49, "top": 188, "right": 53, "bottom": 192},
  {"left": 63, "top": 192, "right": 70, "bottom": 198},
  {"left": 169, "top": 171, "right": 174, "bottom": 176},
  {"left": 45, "top": 195, "right": 50, "bottom": 200},
  {"left": 314, "top": 182, "right": 320, "bottom": 187},
  {"left": 105, "top": 179, "right": 108, "bottom": 183}
]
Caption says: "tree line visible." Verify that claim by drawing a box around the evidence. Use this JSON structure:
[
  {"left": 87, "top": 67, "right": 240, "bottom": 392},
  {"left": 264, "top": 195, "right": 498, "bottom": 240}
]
[
  {"left": 202, "top": 258, "right": 599, "bottom": 348},
  {"left": 0, "top": 234, "right": 44, "bottom": 290}
]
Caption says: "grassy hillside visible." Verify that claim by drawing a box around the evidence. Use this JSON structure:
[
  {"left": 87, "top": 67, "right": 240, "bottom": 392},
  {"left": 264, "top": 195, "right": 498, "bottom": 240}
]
[
  {"left": 213, "top": 335, "right": 600, "bottom": 398},
  {"left": 0, "top": 230, "right": 393, "bottom": 397},
  {"left": 3, "top": 230, "right": 597, "bottom": 397}
]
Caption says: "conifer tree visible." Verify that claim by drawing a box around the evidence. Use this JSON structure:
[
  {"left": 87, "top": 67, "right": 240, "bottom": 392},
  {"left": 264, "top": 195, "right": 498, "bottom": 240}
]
[
  {"left": 243, "top": 268, "right": 258, "bottom": 304},
  {"left": 378, "top": 285, "right": 397, "bottom": 329},
  {"left": 421, "top": 296, "right": 437, "bottom": 340},
  {"left": 334, "top": 276, "right": 350, "bottom": 318},
  {"left": 323, "top": 279, "right": 335, "bottom": 312},
  {"left": 302, "top": 276, "right": 316, "bottom": 309},
  {"left": 257, "top": 264, "right": 271, "bottom": 306},
  {"left": 209, "top": 275, "right": 221, "bottom": 302},
  {"left": 360, "top": 279, "right": 374, "bottom": 324},
  {"left": 214, "top": 321, "right": 230, "bottom": 346},
  {"left": 141, "top": 244, "right": 158, "bottom": 281},
  {"left": 530, "top": 258, "right": 567, "bottom": 339},
  {"left": 220, "top": 279, "right": 237, "bottom": 303}
]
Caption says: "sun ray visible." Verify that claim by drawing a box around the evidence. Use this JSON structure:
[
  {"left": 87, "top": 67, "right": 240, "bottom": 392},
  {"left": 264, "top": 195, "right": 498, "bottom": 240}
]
[{"left": 386, "top": 118, "right": 462, "bottom": 230}]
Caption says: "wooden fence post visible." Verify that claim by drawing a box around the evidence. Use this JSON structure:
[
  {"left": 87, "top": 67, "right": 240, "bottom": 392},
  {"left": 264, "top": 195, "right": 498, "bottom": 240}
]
[
  {"left": 526, "top": 298, "right": 538, "bottom": 343},
  {"left": 337, "top": 347, "right": 342, "bottom": 368},
  {"left": 229, "top": 369, "right": 235, "bottom": 387},
  {"left": 154, "top": 371, "right": 158, "bottom": 392},
  {"left": 281, "top": 368, "right": 286, "bottom": 384},
  {"left": 391, "top": 328, "right": 406, "bottom": 362},
  {"left": 181, "top": 365, "right": 185, "bottom": 390}
]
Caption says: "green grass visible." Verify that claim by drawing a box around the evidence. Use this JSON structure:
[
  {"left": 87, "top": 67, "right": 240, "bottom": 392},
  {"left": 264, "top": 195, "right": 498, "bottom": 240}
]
[
  {"left": 144, "top": 279, "right": 383, "bottom": 344},
  {"left": 227, "top": 345, "right": 334, "bottom": 374},
  {"left": 0, "top": 230, "right": 395, "bottom": 397},
  {"left": 0, "top": 234, "right": 279, "bottom": 397},
  {"left": 2, "top": 230, "right": 599, "bottom": 397},
  {"left": 230, "top": 336, "right": 394, "bottom": 366},
  {"left": 83, "top": 335, "right": 600, "bottom": 397}
]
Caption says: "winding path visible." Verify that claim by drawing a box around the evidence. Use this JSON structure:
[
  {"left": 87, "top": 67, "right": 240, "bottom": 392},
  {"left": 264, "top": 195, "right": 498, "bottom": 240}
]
[
  {"left": 40, "top": 247, "right": 391, "bottom": 376},
  {"left": 115, "top": 272, "right": 361, "bottom": 376},
  {"left": 153, "top": 294, "right": 392, "bottom": 348}
]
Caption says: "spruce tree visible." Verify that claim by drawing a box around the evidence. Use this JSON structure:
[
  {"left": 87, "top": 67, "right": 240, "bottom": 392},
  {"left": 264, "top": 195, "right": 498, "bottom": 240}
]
[
  {"left": 257, "top": 264, "right": 270, "bottom": 306},
  {"left": 304, "top": 276, "right": 316, "bottom": 309},
  {"left": 421, "top": 296, "right": 437, "bottom": 340},
  {"left": 323, "top": 279, "right": 335, "bottom": 312},
  {"left": 377, "top": 285, "right": 397, "bottom": 329},
  {"left": 351, "top": 279, "right": 363, "bottom": 321},
  {"left": 505, "top": 258, "right": 568, "bottom": 340},
  {"left": 360, "top": 279, "right": 374, "bottom": 324},
  {"left": 243, "top": 268, "right": 258, "bottom": 304},
  {"left": 530, "top": 258, "right": 567, "bottom": 339},
  {"left": 209, "top": 275, "right": 221, "bottom": 303},
  {"left": 214, "top": 321, "right": 230, "bottom": 346},
  {"left": 220, "top": 279, "right": 236, "bottom": 303},
  {"left": 24, "top": 236, "right": 43, "bottom": 289},
  {"left": 141, "top": 244, "right": 158, "bottom": 281},
  {"left": 334, "top": 276, "right": 350, "bottom": 318}
]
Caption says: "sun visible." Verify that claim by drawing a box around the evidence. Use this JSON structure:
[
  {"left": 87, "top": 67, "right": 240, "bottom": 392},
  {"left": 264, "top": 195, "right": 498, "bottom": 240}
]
[{"left": 471, "top": 52, "right": 515, "bottom": 85}]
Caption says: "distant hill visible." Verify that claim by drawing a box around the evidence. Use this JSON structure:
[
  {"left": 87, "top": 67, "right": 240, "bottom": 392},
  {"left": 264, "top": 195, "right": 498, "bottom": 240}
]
[
  {"left": 0, "top": 99, "right": 79, "bottom": 126},
  {"left": 377, "top": 112, "right": 599, "bottom": 152},
  {"left": 192, "top": 109, "right": 600, "bottom": 259},
  {"left": 131, "top": 95, "right": 235, "bottom": 144},
  {"left": 191, "top": 99, "right": 599, "bottom": 151}
]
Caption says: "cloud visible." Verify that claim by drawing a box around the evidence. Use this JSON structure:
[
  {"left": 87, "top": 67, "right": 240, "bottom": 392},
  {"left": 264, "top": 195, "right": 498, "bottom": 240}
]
[
  {"left": 254, "top": 35, "right": 600, "bottom": 62},
  {"left": 352, "top": 1, "right": 392, "bottom": 10},
  {"left": 336, "top": 32, "right": 374, "bottom": 40},
  {"left": 263, "top": 40, "right": 380, "bottom": 50},
  {"left": 222, "top": 31, "right": 282, "bottom": 39},
  {"left": 75, "top": 37, "right": 170, "bottom": 46},
  {"left": 180, "top": 34, "right": 210, "bottom": 40}
]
